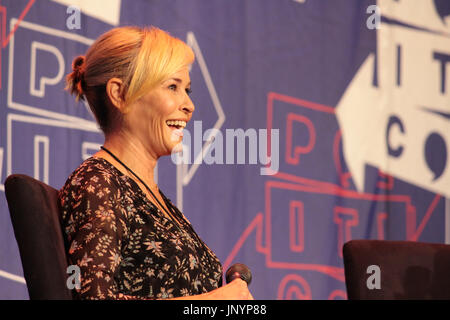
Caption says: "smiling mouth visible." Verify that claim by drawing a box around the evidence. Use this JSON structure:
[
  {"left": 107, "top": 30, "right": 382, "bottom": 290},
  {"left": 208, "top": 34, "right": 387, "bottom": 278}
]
[
  {"left": 166, "top": 120, "right": 187, "bottom": 130},
  {"left": 166, "top": 120, "right": 187, "bottom": 140}
]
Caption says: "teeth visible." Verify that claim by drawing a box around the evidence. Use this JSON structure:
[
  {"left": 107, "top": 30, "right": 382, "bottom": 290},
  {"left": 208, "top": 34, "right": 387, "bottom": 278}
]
[{"left": 166, "top": 120, "right": 186, "bottom": 128}]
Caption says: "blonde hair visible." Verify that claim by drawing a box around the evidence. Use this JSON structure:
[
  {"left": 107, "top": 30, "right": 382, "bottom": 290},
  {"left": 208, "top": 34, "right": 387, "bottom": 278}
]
[{"left": 66, "top": 26, "right": 194, "bottom": 132}]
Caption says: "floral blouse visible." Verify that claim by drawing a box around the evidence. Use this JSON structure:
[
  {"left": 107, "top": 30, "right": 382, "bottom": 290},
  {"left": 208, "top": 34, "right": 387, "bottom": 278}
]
[{"left": 58, "top": 157, "right": 223, "bottom": 299}]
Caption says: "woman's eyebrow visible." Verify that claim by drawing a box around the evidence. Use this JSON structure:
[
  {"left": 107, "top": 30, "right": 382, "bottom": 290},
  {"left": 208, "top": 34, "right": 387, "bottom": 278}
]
[{"left": 171, "top": 78, "right": 191, "bottom": 86}]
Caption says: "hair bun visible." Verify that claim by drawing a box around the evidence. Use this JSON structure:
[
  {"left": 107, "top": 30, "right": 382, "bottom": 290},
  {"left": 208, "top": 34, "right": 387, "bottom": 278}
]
[
  {"left": 66, "top": 55, "right": 86, "bottom": 101},
  {"left": 72, "top": 55, "right": 85, "bottom": 74}
]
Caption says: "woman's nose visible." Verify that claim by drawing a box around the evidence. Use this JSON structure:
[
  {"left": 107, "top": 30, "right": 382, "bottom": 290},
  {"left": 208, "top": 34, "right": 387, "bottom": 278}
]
[{"left": 182, "top": 99, "right": 195, "bottom": 114}]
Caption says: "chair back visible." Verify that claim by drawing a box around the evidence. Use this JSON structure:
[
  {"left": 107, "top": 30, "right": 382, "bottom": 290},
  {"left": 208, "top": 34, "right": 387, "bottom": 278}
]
[
  {"left": 343, "top": 239, "right": 450, "bottom": 299},
  {"left": 4, "top": 174, "right": 73, "bottom": 300}
]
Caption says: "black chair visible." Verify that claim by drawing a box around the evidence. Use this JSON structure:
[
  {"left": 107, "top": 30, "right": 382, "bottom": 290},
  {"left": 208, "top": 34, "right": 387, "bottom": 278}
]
[
  {"left": 4, "top": 174, "right": 73, "bottom": 300},
  {"left": 343, "top": 239, "right": 450, "bottom": 300}
]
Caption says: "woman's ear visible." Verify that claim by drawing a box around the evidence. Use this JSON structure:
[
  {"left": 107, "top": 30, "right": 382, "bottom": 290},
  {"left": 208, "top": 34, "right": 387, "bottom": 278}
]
[{"left": 106, "top": 77, "right": 127, "bottom": 113}]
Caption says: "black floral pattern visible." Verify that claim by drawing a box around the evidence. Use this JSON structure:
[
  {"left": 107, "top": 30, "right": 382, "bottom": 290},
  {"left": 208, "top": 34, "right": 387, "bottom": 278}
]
[{"left": 58, "top": 157, "right": 222, "bottom": 300}]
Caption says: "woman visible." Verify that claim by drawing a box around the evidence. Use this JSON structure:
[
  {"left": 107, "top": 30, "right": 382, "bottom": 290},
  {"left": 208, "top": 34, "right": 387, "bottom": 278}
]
[{"left": 60, "top": 26, "right": 252, "bottom": 300}]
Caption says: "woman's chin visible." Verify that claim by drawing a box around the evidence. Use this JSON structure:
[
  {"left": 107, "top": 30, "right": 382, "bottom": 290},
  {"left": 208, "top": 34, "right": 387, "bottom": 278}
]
[
  {"left": 163, "top": 129, "right": 184, "bottom": 156},
  {"left": 170, "top": 142, "right": 184, "bottom": 154}
]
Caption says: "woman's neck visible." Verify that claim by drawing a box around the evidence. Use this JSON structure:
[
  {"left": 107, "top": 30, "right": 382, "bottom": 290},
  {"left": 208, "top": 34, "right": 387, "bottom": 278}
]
[{"left": 97, "top": 131, "right": 159, "bottom": 189}]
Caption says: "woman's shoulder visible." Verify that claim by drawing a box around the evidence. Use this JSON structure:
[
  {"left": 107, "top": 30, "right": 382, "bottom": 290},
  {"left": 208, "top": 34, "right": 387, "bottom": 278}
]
[
  {"left": 58, "top": 157, "right": 129, "bottom": 222},
  {"left": 58, "top": 157, "right": 131, "bottom": 241},
  {"left": 59, "top": 157, "right": 123, "bottom": 194}
]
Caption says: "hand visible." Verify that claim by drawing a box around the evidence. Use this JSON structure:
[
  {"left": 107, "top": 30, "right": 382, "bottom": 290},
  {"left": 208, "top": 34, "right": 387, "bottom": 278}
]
[{"left": 206, "top": 273, "right": 254, "bottom": 300}]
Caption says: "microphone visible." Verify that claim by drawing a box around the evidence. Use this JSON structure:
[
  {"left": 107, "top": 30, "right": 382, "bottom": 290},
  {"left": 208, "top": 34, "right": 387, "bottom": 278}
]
[{"left": 225, "top": 263, "right": 252, "bottom": 285}]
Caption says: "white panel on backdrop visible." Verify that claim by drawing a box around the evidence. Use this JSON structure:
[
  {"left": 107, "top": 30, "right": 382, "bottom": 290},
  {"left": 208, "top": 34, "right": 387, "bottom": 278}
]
[
  {"left": 50, "top": 0, "right": 121, "bottom": 26},
  {"left": 379, "top": 0, "right": 450, "bottom": 32},
  {"left": 0, "top": 270, "right": 25, "bottom": 285},
  {"left": 173, "top": 32, "right": 226, "bottom": 211},
  {"left": 33, "top": 135, "right": 49, "bottom": 184},
  {"left": 336, "top": 1, "right": 450, "bottom": 198},
  {"left": 29, "top": 42, "right": 65, "bottom": 98},
  {"left": 6, "top": 113, "right": 100, "bottom": 178},
  {"left": 7, "top": 18, "right": 96, "bottom": 128},
  {"left": 182, "top": 32, "right": 226, "bottom": 186},
  {"left": 81, "top": 142, "right": 101, "bottom": 161}
]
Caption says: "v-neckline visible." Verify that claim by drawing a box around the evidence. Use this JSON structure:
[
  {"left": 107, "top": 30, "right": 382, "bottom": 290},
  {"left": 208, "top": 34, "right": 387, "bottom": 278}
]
[{"left": 90, "top": 156, "right": 185, "bottom": 232}]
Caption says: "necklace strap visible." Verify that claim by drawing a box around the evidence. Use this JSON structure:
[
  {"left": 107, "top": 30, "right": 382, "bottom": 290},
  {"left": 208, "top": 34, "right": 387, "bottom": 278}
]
[
  {"left": 100, "top": 146, "right": 181, "bottom": 227},
  {"left": 99, "top": 146, "right": 216, "bottom": 269}
]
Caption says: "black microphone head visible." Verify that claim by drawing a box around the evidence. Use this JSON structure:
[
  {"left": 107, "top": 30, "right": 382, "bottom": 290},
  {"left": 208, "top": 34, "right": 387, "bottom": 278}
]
[{"left": 225, "top": 263, "right": 252, "bottom": 285}]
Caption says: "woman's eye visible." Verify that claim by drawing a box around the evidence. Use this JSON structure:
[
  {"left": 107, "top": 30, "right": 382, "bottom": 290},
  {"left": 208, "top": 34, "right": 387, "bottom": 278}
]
[{"left": 168, "top": 83, "right": 191, "bottom": 95}]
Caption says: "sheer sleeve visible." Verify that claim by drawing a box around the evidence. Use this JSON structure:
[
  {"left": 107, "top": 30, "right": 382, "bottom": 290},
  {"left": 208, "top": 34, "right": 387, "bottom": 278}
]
[{"left": 59, "top": 166, "right": 148, "bottom": 300}]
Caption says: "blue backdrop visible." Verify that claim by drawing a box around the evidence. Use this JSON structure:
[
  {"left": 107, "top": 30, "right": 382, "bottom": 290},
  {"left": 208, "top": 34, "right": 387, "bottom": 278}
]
[{"left": 1, "top": 0, "right": 449, "bottom": 299}]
